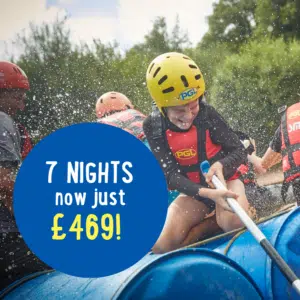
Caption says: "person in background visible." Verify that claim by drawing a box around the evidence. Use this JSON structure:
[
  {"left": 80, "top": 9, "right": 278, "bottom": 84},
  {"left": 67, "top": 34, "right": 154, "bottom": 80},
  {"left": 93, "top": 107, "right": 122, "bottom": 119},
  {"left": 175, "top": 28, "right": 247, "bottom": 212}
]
[
  {"left": 235, "top": 131, "right": 274, "bottom": 218},
  {"left": 0, "top": 61, "right": 50, "bottom": 291},
  {"left": 261, "top": 99, "right": 300, "bottom": 206},
  {"left": 96, "top": 91, "right": 146, "bottom": 142}
]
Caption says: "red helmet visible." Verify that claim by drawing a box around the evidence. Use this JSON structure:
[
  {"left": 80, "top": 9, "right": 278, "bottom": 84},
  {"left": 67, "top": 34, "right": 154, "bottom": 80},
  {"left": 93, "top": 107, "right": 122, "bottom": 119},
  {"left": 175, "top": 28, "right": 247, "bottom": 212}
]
[
  {"left": 0, "top": 61, "right": 30, "bottom": 90},
  {"left": 96, "top": 91, "right": 134, "bottom": 118}
]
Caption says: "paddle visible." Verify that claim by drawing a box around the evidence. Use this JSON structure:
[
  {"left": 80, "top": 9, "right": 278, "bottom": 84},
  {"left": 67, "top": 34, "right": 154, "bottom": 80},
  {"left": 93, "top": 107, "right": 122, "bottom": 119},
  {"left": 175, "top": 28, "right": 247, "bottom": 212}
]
[{"left": 200, "top": 160, "right": 300, "bottom": 296}]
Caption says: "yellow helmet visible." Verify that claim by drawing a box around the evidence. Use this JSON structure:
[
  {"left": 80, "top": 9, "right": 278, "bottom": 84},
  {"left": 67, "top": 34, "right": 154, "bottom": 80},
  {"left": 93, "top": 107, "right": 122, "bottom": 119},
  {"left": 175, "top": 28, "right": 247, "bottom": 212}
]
[{"left": 146, "top": 52, "right": 205, "bottom": 112}]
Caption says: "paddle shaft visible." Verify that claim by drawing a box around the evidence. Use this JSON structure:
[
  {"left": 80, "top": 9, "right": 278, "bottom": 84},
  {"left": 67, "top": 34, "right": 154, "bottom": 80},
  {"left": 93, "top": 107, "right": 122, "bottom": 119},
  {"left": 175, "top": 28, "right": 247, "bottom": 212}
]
[{"left": 210, "top": 174, "right": 300, "bottom": 295}]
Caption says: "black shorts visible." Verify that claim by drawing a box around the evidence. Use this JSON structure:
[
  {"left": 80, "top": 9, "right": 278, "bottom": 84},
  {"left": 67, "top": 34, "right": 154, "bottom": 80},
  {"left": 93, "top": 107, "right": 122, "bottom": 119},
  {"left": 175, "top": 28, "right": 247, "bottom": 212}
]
[{"left": 0, "top": 232, "right": 52, "bottom": 291}]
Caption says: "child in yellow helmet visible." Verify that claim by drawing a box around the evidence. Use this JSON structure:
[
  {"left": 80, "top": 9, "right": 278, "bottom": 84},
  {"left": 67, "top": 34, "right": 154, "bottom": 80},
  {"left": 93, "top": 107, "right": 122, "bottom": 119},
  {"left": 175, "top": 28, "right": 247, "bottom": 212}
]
[{"left": 144, "top": 52, "right": 254, "bottom": 253}]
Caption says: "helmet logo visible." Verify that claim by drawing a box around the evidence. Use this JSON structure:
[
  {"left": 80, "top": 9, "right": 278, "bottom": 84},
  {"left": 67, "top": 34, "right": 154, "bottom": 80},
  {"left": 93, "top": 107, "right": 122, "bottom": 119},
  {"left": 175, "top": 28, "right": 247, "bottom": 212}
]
[{"left": 179, "top": 88, "right": 198, "bottom": 101}]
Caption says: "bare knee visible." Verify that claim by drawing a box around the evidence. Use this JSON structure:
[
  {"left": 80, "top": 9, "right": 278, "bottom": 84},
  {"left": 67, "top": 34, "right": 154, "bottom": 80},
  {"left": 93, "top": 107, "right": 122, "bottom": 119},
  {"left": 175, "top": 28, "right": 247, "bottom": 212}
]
[
  {"left": 152, "top": 196, "right": 210, "bottom": 253},
  {"left": 216, "top": 179, "right": 251, "bottom": 232},
  {"left": 216, "top": 213, "right": 244, "bottom": 232}
]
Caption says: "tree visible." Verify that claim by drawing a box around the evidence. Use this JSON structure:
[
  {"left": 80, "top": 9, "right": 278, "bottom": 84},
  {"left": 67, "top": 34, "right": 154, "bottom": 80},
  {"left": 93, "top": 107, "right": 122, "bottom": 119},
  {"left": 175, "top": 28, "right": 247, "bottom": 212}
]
[
  {"left": 169, "top": 15, "right": 191, "bottom": 52},
  {"left": 210, "top": 38, "right": 300, "bottom": 152},
  {"left": 15, "top": 17, "right": 75, "bottom": 136},
  {"left": 129, "top": 16, "right": 190, "bottom": 56},
  {"left": 14, "top": 17, "right": 122, "bottom": 137},
  {"left": 201, "top": 0, "right": 257, "bottom": 51},
  {"left": 11, "top": 7, "right": 300, "bottom": 150},
  {"left": 255, "top": 0, "right": 300, "bottom": 41},
  {"left": 186, "top": 42, "right": 233, "bottom": 91}
]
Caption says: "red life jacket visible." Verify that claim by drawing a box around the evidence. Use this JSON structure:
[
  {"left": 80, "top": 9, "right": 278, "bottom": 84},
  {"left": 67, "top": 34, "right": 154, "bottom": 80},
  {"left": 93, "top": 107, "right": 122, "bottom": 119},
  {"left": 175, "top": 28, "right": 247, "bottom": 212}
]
[
  {"left": 151, "top": 102, "right": 242, "bottom": 186},
  {"left": 166, "top": 126, "right": 225, "bottom": 183},
  {"left": 17, "top": 123, "right": 33, "bottom": 160},
  {"left": 98, "top": 109, "right": 146, "bottom": 141},
  {"left": 281, "top": 102, "right": 300, "bottom": 182},
  {"left": 160, "top": 106, "right": 241, "bottom": 185}
]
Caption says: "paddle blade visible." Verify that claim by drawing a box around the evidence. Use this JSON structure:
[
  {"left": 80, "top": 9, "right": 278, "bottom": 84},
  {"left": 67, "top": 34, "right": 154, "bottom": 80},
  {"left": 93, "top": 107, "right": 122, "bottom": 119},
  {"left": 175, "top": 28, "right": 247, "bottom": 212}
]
[{"left": 200, "top": 160, "right": 210, "bottom": 175}]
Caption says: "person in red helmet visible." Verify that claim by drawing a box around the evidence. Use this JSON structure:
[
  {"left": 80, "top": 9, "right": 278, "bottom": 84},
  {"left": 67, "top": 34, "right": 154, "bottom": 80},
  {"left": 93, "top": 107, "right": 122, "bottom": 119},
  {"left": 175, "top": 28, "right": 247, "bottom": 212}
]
[
  {"left": 0, "top": 61, "right": 33, "bottom": 161},
  {"left": 96, "top": 91, "right": 147, "bottom": 142},
  {"left": 0, "top": 61, "right": 50, "bottom": 291},
  {"left": 0, "top": 61, "right": 29, "bottom": 213}
]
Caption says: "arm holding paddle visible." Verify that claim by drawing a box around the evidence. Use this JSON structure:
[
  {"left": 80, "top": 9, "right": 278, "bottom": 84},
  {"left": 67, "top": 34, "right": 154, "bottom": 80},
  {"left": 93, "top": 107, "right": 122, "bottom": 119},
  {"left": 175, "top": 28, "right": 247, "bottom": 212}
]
[
  {"left": 201, "top": 161, "right": 236, "bottom": 212},
  {"left": 201, "top": 160, "right": 300, "bottom": 296}
]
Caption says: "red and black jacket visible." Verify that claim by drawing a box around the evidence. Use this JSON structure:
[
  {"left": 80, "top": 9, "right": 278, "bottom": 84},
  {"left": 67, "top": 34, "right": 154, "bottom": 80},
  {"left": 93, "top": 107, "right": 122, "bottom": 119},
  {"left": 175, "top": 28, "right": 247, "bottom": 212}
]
[
  {"left": 98, "top": 109, "right": 146, "bottom": 142},
  {"left": 143, "top": 101, "right": 247, "bottom": 199},
  {"left": 281, "top": 102, "right": 300, "bottom": 183},
  {"left": 165, "top": 123, "right": 232, "bottom": 184}
]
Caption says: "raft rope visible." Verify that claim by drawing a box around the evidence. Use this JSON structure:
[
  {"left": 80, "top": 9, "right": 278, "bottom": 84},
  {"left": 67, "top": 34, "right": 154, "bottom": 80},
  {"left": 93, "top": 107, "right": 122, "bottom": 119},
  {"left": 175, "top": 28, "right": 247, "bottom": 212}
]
[
  {"left": 223, "top": 230, "right": 246, "bottom": 256},
  {"left": 0, "top": 269, "right": 55, "bottom": 299},
  {"left": 200, "top": 160, "right": 300, "bottom": 296},
  {"left": 186, "top": 202, "right": 295, "bottom": 249},
  {"left": 223, "top": 203, "right": 295, "bottom": 256}
]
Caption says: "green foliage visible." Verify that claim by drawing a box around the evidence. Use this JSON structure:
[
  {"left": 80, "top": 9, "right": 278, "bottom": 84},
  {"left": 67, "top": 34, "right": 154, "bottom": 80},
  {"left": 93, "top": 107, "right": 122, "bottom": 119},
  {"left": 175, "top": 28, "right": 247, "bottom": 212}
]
[
  {"left": 210, "top": 39, "right": 300, "bottom": 153},
  {"left": 13, "top": 15, "right": 191, "bottom": 137},
  {"left": 131, "top": 16, "right": 190, "bottom": 56},
  {"left": 255, "top": 0, "right": 300, "bottom": 41},
  {"left": 201, "top": 0, "right": 257, "bottom": 51},
  {"left": 187, "top": 42, "right": 234, "bottom": 90},
  {"left": 8, "top": 2, "right": 300, "bottom": 152}
]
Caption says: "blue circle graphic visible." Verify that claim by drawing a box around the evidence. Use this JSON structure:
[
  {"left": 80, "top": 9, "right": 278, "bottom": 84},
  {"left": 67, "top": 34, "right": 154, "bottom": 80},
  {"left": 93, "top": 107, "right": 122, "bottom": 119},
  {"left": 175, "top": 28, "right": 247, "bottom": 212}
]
[{"left": 13, "top": 123, "right": 168, "bottom": 278}]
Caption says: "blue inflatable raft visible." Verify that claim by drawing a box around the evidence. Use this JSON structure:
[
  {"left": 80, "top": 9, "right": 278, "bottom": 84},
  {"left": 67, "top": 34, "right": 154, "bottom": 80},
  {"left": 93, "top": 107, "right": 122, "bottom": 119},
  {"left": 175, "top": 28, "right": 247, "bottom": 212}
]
[{"left": 1, "top": 206, "right": 299, "bottom": 300}]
